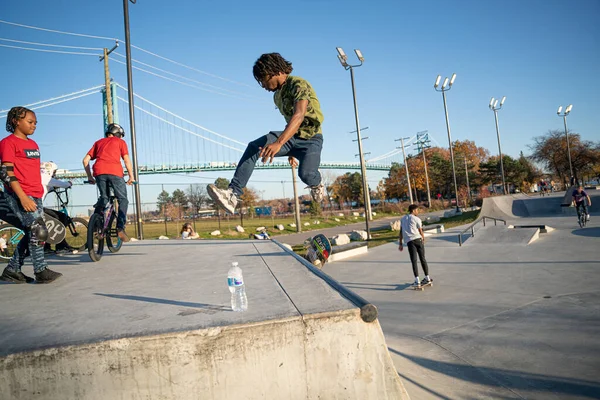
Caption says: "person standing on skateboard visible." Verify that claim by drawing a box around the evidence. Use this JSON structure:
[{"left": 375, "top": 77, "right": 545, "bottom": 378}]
[
  {"left": 208, "top": 52, "right": 325, "bottom": 213},
  {"left": 399, "top": 204, "right": 432, "bottom": 287}
]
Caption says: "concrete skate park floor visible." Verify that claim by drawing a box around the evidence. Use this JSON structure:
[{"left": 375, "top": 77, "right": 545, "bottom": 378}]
[
  {"left": 322, "top": 196, "right": 600, "bottom": 400},
  {"left": 0, "top": 240, "right": 360, "bottom": 357}
]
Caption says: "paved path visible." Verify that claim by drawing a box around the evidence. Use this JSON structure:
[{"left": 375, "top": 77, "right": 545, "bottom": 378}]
[{"left": 321, "top": 201, "right": 600, "bottom": 399}]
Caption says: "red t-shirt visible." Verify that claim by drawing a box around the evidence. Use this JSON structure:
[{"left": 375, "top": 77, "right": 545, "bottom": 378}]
[
  {"left": 0, "top": 134, "right": 44, "bottom": 198},
  {"left": 87, "top": 137, "right": 129, "bottom": 177}
]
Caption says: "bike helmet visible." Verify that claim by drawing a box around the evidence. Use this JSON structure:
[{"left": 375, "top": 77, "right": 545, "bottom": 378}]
[{"left": 105, "top": 123, "right": 125, "bottom": 138}]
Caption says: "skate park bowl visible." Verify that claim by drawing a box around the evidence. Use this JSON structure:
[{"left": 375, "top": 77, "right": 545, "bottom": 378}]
[{"left": 0, "top": 240, "right": 409, "bottom": 400}]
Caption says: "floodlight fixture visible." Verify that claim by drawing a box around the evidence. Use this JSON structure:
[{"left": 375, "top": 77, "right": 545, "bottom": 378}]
[
  {"left": 336, "top": 47, "right": 347, "bottom": 59},
  {"left": 442, "top": 77, "right": 449, "bottom": 89},
  {"left": 354, "top": 49, "right": 364, "bottom": 62},
  {"left": 449, "top": 73, "right": 456, "bottom": 87},
  {"left": 500, "top": 96, "right": 506, "bottom": 106},
  {"left": 489, "top": 97, "right": 495, "bottom": 108},
  {"left": 557, "top": 106, "right": 563, "bottom": 115},
  {"left": 434, "top": 75, "right": 441, "bottom": 88},
  {"left": 566, "top": 104, "right": 573, "bottom": 114}
]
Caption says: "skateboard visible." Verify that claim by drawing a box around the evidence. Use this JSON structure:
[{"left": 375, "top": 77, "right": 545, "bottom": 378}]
[
  {"left": 304, "top": 233, "right": 332, "bottom": 267},
  {"left": 413, "top": 281, "right": 433, "bottom": 291},
  {"left": 43, "top": 213, "right": 67, "bottom": 245}
]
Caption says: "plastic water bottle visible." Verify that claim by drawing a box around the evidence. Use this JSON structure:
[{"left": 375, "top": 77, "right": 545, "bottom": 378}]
[{"left": 227, "top": 262, "right": 248, "bottom": 312}]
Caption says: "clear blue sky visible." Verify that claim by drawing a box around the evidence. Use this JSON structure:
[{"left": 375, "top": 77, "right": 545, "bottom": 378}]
[{"left": 1, "top": 0, "right": 598, "bottom": 214}]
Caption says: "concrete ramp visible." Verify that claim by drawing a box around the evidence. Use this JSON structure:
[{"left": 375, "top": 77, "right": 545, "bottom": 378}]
[
  {"left": 0, "top": 240, "right": 409, "bottom": 400},
  {"left": 481, "top": 190, "right": 600, "bottom": 221},
  {"left": 463, "top": 226, "right": 540, "bottom": 246}
]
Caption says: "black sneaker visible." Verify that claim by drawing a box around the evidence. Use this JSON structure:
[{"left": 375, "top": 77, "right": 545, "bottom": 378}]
[
  {"left": 0, "top": 267, "right": 34, "bottom": 284},
  {"left": 34, "top": 268, "right": 63, "bottom": 284},
  {"left": 421, "top": 277, "right": 433, "bottom": 286}
]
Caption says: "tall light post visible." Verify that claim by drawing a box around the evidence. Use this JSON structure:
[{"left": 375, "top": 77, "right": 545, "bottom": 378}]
[
  {"left": 336, "top": 47, "right": 371, "bottom": 238},
  {"left": 123, "top": 0, "right": 143, "bottom": 239},
  {"left": 414, "top": 130, "right": 432, "bottom": 207},
  {"left": 557, "top": 104, "right": 574, "bottom": 183},
  {"left": 434, "top": 73, "right": 460, "bottom": 211},
  {"left": 489, "top": 96, "right": 507, "bottom": 194}
]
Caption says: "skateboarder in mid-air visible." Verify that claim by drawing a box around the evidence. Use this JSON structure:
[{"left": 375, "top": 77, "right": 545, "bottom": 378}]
[
  {"left": 399, "top": 204, "right": 432, "bottom": 288},
  {"left": 208, "top": 52, "right": 325, "bottom": 213}
]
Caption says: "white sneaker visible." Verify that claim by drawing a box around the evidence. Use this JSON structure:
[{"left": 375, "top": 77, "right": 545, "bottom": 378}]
[
  {"left": 207, "top": 184, "right": 238, "bottom": 214},
  {"left": 586, "top": 214, "right": 590, "bottom": 221},
  {"left": 308, "top": 184, "right": 325, "bottom": 203}
]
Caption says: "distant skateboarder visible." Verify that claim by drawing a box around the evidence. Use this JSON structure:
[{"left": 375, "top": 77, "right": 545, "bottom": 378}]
[
  {"left": 572, "top": 186, "right": 591, "bottom": 222},
  {"left": 399, "top": 204, "right": 432, "bottom": 288},
  {"left": 208, "top": 52, "right": 325, "bottom": 214}
]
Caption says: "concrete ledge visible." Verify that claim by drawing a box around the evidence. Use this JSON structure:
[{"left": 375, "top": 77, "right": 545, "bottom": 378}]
[
  {"left": 0, "top": 310, "right": 409, "bottom": 400},
  {"left": 329, "top": 243, "right": 369, "bottom": 263},
  {"left": 423, "top": 224, "right": 445, "bottom": 234}
]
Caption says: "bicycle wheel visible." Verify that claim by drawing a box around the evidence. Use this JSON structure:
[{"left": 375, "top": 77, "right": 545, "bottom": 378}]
[
  {"left": 64, "top": 217, "right": 89, "bottom": 251},
  {"left": 106, "top": 213, "right": 122, "bottom": 253},
  {"left": 87, "top": 213, "right": 105, "bottom": 262},
  {"left": 0, "top": 224, "right": 24, "bottom": 261}
]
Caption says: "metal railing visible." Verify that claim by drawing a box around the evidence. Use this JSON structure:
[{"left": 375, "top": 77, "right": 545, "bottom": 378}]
[{"left": 458, "top": 216, "right": 506, "bottom": 246}]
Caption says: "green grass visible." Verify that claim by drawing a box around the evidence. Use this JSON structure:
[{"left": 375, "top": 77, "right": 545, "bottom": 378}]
[
  {"left": 133, "top": 212, "right": 398, "bottom": 240},
  {"left": 366, "top": 210, "right": 480, "bottom": 249}
]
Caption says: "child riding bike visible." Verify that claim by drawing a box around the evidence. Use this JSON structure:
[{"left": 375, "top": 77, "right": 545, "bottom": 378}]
[{"left": 82, "top": 123, "right": 134, "bottom": 242}]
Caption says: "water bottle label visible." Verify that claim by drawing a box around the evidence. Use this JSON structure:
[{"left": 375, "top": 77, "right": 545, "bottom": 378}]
[{"left": 228, "top": 277, "right": 243, "bottom": 286}]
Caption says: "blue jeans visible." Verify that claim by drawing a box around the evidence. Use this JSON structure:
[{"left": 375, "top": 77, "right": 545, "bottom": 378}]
[
  {"left": 94, "top": 175, "right": 129, "bottom": 230},
  {"left": 230, "top": 132, "right": 323, "bottom": 196},
  {"left": 0, "top": 192, "right": 47, "bottom": 273}
]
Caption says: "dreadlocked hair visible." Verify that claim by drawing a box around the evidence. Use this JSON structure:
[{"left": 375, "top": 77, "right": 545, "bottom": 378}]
[
  {"left": 6, "top": 107, "right": 34, "bottom": 133},
  {"left": 253, "top": 53, "right": 293, "bottom": 84}
]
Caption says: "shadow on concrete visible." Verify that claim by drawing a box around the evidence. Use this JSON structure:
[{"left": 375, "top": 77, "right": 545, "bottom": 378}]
[
  {"left": 571, "top": 227, "right": 600, "bottom": 238},
  {"left": 389, "top": 347, "right": 600, "bottom": 398},
  {"left": 340, "top": 282, "right": 413, "bottom": 291},
  {"left": 94, "top": 293, "right": 230, "bottom": 312}
]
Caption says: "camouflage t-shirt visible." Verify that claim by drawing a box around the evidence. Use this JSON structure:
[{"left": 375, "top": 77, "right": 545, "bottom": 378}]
[{"left": 273, "top": 75, "right": 324, "bottom": 139}]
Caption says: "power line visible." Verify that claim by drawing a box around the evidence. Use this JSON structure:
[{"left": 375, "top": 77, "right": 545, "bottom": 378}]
[
  {"left": 0, "top": 37, "right": 104, "bottom": 51},
  {"left": 0, "top": 19, "right": 117, "bottom": 41},
  {"left": 0, "top": 91, "right": 99, "bottom": 118},
  {"left": 131, "top": 44, "right": 253, "bottom": 88},
  {"left": 0, "top": 85, "right": 103, "bottom": 114},
  {"left": 0, "top": 43, "right": 97, "bottom": 56},
  {"left": 113, "top": 53, "right": 262, "bottom": 101},
  {"left": 0, "top": 19, "right": 251, "bottom": 89}
]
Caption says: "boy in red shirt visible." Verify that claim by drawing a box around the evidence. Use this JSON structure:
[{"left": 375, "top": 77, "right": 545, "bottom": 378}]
[
  {"left": 83, "top": 123, "right": 134, "bottom": 242},
  {"left": 0, "top": 107, "right": 62, "bottom": 283}
]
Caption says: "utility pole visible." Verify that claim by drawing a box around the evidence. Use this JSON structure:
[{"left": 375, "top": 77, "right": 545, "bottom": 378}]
[
  {"left": 395, "top": 137, "right": 413, "bottom": 204},
  {"left": 122, "top": 0, "right": 143, "bottom": 239},
  {"left": 351, "top": 126, "right": 373, "bottom": 223},
  {"left": 415, "top": 131, "right": 432, "bottom": 207},
  {"left": 464, "top": 157, "right": 471, "bottom": 203},
  {"left": 291, "top": 165, "right": 301, "bottom": 233},
  {"left": 99, "top": 42, "right": 119, "bottom": 125}
]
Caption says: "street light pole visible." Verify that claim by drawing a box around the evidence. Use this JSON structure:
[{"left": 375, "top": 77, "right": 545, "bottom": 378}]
[
  {"left": 122, "top": 0, "right": 143, "bottom": 239},
  {"left": 557, "top": 105, "right": 574, "bottom": 183},
  {"left": 395, "top": 137, "right": 413, "bottom": 204},
  {"left": 434, "top": 74, "right": 460, "bottom": 211},
  {"left": 336, "top": 47, "right": 371, "bottom": 239},
  {"left": 489, "top": 96, "right": 507, "bottom": 194}
]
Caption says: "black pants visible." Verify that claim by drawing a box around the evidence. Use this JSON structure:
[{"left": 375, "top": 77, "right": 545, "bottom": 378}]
[{"left": 407, "top": 239, "right": 429, "bottom": 277}]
